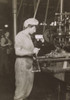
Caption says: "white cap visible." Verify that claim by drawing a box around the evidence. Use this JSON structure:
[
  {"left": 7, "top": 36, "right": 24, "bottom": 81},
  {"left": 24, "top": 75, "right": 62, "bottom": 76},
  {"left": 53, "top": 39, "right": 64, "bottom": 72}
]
[{"left": 24, "top": 18, "right": 39, "bottom": 28}]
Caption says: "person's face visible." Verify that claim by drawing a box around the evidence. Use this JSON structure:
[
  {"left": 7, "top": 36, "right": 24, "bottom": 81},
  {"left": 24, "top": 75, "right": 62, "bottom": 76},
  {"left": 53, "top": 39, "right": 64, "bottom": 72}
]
[
  {"left": 30, "top": 26, "right": 36, "bottom": 35},
  {"left": 5, "top": 32, "right": 9, "bottom": 37}
]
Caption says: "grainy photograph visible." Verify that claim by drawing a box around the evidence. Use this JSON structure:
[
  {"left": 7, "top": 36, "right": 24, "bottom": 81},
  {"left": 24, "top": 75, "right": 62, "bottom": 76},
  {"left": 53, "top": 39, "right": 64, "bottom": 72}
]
[{"left": 0, "top": 0, "right": 70, "bottom": 100}]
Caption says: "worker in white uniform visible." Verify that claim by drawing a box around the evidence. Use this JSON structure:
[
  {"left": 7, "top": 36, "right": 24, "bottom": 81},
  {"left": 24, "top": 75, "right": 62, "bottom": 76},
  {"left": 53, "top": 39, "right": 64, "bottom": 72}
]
[{"left": 14, "top": 18, "right": 40, "bottom": 100}]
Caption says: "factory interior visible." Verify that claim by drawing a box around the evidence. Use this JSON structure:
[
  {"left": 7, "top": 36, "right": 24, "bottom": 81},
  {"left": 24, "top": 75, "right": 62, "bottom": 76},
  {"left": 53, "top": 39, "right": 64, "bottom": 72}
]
[{"left": 0, "top": 0, "right": 70, "bottom": 100}]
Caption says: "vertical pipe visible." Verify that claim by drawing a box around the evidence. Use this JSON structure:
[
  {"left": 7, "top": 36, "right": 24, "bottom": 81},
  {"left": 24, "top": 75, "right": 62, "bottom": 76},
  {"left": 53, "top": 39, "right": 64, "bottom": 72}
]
[
  {"left": 60, "top": 0, "right": 63, "bottom": 21},
  {"left": 12, "top": 0, "right": 17, "bottom": 43},
  {"left": 43, "top": 0, "right": 49, "bottom": 33},
  {"left": 60, "top": 0, "right": 68, "bottom": 70},
  {"left": 58, "top": 0, "right": 64, "bottom": 35},
  {"left": 68, "top": 19, "right": 70, "bottom": 34}
]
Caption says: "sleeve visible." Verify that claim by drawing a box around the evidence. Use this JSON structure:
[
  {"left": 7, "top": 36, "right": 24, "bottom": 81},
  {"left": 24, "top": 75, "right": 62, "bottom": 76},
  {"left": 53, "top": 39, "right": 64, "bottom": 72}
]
[
  {"left": 0, "top": 37, "right": 6, "bottom": 46},
  {"left": 15, "top": 34, "right": 34, "bottom": 56}
]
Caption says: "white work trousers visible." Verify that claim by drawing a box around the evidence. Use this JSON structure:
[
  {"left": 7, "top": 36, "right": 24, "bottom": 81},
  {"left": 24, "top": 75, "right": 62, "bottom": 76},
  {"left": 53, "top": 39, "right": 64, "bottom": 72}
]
[{"left": 14, "top": 58, "right": 34, "bottom": 100}]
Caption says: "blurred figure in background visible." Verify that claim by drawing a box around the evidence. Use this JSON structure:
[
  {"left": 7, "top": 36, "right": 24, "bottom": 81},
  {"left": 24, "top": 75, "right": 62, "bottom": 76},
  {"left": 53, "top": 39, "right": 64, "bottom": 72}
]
[
  {"left": 4, "top": 31, "right": 12, "bottom": 55},
  {"left": 0, "top": 31, "right": 12, "bottom": 76}
]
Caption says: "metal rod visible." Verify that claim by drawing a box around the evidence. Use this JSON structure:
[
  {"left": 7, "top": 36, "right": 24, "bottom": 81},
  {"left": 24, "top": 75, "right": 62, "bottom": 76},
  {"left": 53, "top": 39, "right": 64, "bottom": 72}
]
[
  {"left": 37, "top": 57, "right": 70, "bottom": 62},
  {"left": 60, "top": 0, "right": 64, "bottom": 21},
  {"left": 46, "top": 67, "right": 70, "bottom": 73},
  {"left": 56, "top": 1, "right": 60, "bottom": 12},
  {"left": 33, "top": 0, "right": 37, "bottom": 13},
  {"left": 17, "top": 0, "right": 23, "bottom": 17},
  {"left": 55, "top": 12, "right": 70, "bottom": 16},
  {"left": 33, "top": 0, "right": 40, "bottom": 18},
  {"left": 12, "top": 0, "right": 17, "bottom": 43},
  {"left": 32, "top": 55, "right": 41, "bottom": 72},
  {"left": 43, "top": 0, "right": 49, "bottom": 33}
]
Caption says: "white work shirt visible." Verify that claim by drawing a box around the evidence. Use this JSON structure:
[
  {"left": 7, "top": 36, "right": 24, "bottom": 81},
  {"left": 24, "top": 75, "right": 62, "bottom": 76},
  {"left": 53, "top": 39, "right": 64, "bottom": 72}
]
[{"left": 15, "top": 30, "right": 34, "bottom": 56}]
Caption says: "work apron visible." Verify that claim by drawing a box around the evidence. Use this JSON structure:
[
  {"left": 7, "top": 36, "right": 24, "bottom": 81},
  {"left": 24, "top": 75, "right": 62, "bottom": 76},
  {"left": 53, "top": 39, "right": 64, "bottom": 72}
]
[{"left": 14, "top": 57, "right": 34, "bottom": 100}]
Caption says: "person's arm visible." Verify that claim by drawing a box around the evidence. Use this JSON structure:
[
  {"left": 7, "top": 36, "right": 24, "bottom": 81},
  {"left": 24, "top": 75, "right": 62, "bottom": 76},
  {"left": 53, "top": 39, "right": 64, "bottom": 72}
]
[
  {"left": 15, "top": 38, "right": 34, "bottom": 56},
  {"left": 8, "top": 39, "right": 12, "bottom": 46},
  {"left": 0, "top": 37, "right": 8, "bottom": 47},
  {"left": 15, "top": 46, "right": 33, "bottom": 56}
]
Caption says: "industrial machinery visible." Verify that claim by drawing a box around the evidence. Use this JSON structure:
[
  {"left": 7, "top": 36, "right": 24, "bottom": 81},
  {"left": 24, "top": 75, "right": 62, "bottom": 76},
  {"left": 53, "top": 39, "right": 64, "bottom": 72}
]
[{"left": 32, "top": 0, "right": 70, "bottom": 82}]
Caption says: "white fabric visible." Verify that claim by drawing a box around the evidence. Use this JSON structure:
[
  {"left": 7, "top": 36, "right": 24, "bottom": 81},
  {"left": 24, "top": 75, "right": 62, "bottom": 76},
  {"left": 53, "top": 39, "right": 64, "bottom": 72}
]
[
  {"left": 24, "top": 18, "right": 39, "bottom": 28},
  {"left": 14, "top": 58, "right": 34, "bottom": 100},
  {"left": 14, "top": 30, "right": 35, "bottom": 100}
]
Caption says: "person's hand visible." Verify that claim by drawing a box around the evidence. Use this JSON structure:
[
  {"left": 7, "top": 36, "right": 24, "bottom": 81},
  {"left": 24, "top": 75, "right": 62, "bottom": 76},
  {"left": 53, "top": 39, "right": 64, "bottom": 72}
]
[{"left": 34, "top": 48, "right": 40, "bottom": 55}]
